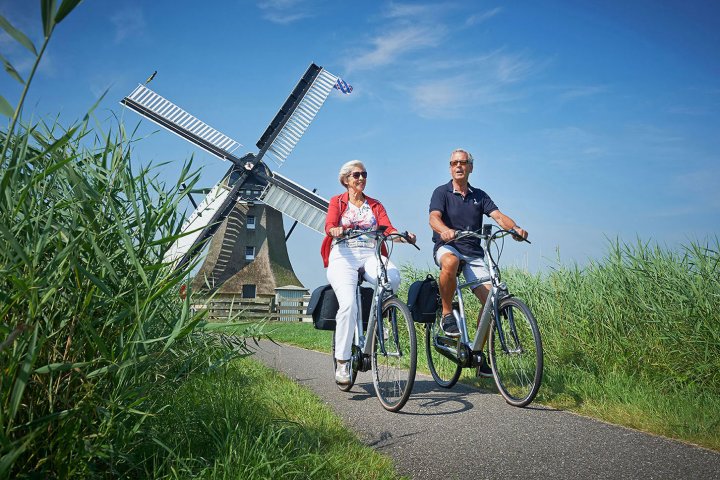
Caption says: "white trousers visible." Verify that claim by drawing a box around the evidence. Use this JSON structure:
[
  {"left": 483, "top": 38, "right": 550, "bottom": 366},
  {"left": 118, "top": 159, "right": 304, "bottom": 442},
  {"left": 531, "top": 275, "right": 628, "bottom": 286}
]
[{"left": 326, "top": 245, "right": 401, "bottom": 360}]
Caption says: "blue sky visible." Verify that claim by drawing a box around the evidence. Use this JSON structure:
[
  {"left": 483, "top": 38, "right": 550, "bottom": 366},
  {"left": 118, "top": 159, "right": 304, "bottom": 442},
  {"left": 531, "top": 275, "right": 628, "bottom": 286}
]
[{"left": 2, "top": 1, "right": 719, "bottom": 290}]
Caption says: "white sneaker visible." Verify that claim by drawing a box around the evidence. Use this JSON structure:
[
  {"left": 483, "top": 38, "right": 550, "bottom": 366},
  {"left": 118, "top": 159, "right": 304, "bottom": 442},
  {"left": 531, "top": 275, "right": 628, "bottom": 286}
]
[{"left": 335, "top": 361, "right": 351, "bottom": 385}]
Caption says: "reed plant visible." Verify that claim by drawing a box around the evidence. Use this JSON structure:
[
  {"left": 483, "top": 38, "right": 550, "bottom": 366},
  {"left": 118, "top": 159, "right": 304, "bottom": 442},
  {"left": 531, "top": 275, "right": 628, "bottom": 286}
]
[{"left": 0, "top": 3, "right": 252, "bottom": 476}]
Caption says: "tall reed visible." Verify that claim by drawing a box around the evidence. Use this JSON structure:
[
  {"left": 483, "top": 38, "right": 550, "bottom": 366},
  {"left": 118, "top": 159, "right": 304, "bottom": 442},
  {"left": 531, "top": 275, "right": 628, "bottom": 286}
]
[
  {"left": 505, "top": 238, "right": 720, "bottom": 392},
  {"left": 1, "top": 3, "right": 247, "bottom": 476}
]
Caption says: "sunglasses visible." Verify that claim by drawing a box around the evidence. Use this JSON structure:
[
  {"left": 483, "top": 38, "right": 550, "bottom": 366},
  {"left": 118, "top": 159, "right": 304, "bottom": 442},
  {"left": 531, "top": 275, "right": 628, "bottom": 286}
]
[
  {"left": 348, "top": 171, "right": 368, "bottom": 179},
  {"left": 450, "top": 160, "right": 470, "bottom": 167}
]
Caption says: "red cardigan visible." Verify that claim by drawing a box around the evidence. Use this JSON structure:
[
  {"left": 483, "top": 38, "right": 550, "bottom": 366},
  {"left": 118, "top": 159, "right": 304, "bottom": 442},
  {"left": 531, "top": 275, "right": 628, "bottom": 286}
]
[{"left": 320, "top": 192, "right": 398, "bottom": 268}]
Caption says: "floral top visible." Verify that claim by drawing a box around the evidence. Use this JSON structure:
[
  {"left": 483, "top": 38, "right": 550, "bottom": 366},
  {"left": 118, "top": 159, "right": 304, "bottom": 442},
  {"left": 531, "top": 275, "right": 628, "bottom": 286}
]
[{"left": 337, "top": 201, "right": 377, "bottom": 249}]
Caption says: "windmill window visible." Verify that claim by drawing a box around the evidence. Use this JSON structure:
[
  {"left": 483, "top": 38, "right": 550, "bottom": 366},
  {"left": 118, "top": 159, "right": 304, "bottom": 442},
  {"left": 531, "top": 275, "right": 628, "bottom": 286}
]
[
  {"left": 247, "top": 215, "right": 256, "bottom": 230},
  {"left": 245, "top": 246, "right": 255, "bottom": 260},
  {"left": 242, "top": 284, "right": 256, "bottom": 298}
]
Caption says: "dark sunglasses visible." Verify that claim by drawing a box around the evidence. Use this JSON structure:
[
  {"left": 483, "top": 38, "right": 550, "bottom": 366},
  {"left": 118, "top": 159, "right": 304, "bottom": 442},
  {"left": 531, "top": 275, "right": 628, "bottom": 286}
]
[
  {"left": 348, "top": 171, "right": 368, "bottom": 179},
  {"left": 450, "top": 160, "right": 470, "bottom": 167}
]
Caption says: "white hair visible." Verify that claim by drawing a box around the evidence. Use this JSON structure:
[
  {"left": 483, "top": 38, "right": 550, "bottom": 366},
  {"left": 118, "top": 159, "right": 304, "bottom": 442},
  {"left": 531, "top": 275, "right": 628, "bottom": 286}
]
[
  {"left": 338, "top": 160, "right": 365, "bottom": 187},
  {"left": 450, "top": 148, "right": 474, "bottom": 164}
]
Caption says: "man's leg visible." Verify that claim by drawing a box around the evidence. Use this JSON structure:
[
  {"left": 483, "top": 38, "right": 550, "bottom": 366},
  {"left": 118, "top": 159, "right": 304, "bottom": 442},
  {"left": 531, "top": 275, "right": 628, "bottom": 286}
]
[
  {"left": 438, "top": 252, "right": 459, "bottom": 315},
  {"left": 437, "top": 251, "right": 462, "bottom": 337}
]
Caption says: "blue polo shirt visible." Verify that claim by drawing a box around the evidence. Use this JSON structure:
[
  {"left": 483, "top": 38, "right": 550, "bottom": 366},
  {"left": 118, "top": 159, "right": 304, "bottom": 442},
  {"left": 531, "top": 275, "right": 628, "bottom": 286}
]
[{"left": 429, "top": 181, "right": 498, "bottom": 258}]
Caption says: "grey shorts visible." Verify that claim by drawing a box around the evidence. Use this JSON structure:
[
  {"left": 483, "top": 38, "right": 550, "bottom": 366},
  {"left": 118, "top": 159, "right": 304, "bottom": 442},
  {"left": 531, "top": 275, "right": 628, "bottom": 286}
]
[{"left": 435, "top": 245, "right": 491, "bottom": 288}]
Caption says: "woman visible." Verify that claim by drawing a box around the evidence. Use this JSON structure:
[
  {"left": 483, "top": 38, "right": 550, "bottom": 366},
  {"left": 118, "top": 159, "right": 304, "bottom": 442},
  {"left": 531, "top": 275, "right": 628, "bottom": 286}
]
[{"left": 321, "top": 160, "right": 416, "bottom": 385}]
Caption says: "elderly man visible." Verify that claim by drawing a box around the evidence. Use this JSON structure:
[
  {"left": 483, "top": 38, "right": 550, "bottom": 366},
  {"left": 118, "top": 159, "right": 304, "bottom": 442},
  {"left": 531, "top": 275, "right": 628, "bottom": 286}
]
[{"left": 428, "top": 148, "right": 528, "bottom": 376}]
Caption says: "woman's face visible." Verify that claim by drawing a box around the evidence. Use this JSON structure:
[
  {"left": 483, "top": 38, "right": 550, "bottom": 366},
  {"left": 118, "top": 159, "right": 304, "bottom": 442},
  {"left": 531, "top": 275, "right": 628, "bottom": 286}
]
[{"left": 346, "top": 166, "right": 367, "bottom": 193}]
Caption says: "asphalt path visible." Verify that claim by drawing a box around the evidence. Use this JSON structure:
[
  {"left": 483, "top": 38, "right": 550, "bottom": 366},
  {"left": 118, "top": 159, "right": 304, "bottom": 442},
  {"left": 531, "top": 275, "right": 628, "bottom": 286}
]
[{"left": 252, "top": 340, "right": 720, "bottom": 479}]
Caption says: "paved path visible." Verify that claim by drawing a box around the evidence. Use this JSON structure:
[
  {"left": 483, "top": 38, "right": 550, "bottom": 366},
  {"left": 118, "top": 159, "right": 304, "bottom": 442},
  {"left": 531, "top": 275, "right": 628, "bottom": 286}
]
[{"left": 253, "top": 341, "right": 720, "bottom": 479}]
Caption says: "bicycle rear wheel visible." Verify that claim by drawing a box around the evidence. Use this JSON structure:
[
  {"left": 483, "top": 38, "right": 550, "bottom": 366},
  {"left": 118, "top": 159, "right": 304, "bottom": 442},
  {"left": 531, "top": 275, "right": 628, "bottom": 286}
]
[
  {"left": 332, "top": 334, "right": 356, "bottom": 392},
  {"left": 371, "top": 297, "right": 417, "bottom": 412},
  {"left": 489, "top": 297, "right": 543, "bottom": 407},
  {"left": 425, "top": 314, "right": 461, "bottom": 388}
]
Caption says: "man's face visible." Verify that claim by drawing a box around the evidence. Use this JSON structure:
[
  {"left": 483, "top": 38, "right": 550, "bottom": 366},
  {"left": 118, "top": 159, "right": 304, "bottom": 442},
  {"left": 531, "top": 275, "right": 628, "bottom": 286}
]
[{"left": 449, "top": 151, "right": 473, "bottom": 182}]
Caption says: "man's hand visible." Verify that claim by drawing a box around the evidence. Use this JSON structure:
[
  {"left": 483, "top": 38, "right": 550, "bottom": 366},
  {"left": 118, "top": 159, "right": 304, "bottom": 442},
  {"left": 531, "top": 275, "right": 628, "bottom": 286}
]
[
  {"left": 440, "top": 229, "right": 456, "bottom": 242},
  {"left": 512, "top": 227, "right": 528, "bottom": 242},
  {"left": 329, "top": 227, "right": 344, "bottom": 237}
]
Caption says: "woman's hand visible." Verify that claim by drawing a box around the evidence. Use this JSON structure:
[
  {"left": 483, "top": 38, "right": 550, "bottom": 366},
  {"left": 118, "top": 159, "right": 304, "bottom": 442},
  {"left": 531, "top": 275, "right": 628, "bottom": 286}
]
[
  {"left": 406, "top": 232, "right": 417, "bottom": 244},
  {"left": 329, "top": 226, "right": 344, "bottom": 238}
]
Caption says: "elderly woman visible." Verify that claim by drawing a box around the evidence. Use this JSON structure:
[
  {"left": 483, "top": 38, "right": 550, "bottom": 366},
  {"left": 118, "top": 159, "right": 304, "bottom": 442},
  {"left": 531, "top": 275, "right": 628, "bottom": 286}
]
[{"left": 321, "top": 160, "right": 416, "bottom": 385}]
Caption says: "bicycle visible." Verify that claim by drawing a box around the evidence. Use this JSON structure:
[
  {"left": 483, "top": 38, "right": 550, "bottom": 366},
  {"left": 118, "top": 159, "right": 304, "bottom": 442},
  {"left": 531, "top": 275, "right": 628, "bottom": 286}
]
[
  {"left": 330, "top": 226, "right": 420, "bottom": 412},
  {"left": 426, "top": 224, "right": 543, "bottom": 407}
]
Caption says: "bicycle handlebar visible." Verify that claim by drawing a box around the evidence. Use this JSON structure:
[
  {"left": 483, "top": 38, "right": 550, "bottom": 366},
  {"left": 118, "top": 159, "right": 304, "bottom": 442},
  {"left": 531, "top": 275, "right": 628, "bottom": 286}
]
[
  {"left": 338, "top": 228, "right": 421, "bottom": 250},
  {"left": 450, "top": 227, "right": 531, "bottom": 244}
]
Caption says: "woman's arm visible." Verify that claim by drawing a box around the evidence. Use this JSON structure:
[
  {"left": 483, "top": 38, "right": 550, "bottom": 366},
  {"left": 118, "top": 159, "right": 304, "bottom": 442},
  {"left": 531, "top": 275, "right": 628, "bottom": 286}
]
[
  {"left": 325, "top": 195, "right": 340, "bottom": 235},
  {"left": 373, "top": 201, "right": 398, "bottom": 235}
]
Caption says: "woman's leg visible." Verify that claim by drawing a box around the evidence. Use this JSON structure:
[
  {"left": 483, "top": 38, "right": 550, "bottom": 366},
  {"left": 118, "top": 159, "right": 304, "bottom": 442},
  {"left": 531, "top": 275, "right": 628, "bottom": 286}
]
[
  {"left": 362, "top": 255, "right": 400, "bottom": 293},
  {"left": 327, "top": 250, "right": 361, "bottom": 361}
]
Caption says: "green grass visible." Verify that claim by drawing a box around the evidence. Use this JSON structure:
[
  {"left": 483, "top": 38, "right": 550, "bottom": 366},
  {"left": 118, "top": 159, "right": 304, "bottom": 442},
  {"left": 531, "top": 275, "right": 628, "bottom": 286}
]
[
  {"left": 230, "top": 251, "right": 720, "bottom": 453},
  {"left": 0, "top": 4, "right": 408, "bottom": 477},
  {"left": 137, "top": 356, "right": 405, "bottom": 479}
]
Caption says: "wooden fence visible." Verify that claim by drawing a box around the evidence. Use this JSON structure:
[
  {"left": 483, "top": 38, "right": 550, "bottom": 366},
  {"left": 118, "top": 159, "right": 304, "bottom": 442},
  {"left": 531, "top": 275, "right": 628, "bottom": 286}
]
[{"left": 194, "top": 295, "right": 312, "bottom": 322}]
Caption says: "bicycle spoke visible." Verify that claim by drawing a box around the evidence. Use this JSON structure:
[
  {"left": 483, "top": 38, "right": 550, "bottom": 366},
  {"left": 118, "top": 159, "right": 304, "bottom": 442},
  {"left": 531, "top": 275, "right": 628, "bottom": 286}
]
[
  {"left": 489, "top": 297, "right": 543, "bottom": 407},
  {"left": 425, "top": 314, "right": 462, "bottom": 388},
  {"left": 372, "top": 298, "right": 417, "bottom": 412}
]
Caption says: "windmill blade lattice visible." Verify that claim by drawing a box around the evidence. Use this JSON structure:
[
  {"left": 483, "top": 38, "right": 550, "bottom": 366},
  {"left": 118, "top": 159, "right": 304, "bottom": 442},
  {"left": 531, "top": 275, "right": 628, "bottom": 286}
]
[
  {"left": 262, "top": 172, "right": 329, "bottom": 234},
  {"left": 122, "top": 84, "right": 243, "bottom": 163},
  {"left": 256, "top": 65, "right": 338, "bottom": 167}
]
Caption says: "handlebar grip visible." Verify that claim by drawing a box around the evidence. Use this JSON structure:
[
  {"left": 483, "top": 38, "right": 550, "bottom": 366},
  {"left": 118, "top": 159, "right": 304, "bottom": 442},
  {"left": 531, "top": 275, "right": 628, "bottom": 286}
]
[{"left": 509, "top": 228, "right": 531, "bottom": 244}]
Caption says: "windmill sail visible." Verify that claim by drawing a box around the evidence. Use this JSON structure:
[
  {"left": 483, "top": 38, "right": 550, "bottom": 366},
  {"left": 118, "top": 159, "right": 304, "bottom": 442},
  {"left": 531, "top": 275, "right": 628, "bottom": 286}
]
[
  {"left": 164, "top": 168, "right": 248, "bottom": 268},
  {"left": 256, "top": 63, "right": 338, "bottom": 166},
  {"left": 121, "top": 84, "right": 243, "bottom": 163},
  {"left": 261, "top": 172, "right": 328, "bottom": 234}
]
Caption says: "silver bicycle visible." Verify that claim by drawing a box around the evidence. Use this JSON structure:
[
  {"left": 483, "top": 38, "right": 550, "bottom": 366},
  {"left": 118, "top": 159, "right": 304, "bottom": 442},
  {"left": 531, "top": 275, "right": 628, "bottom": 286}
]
[
  {"left": 331, "top": 227, "right": 419, "bottom": 412},
  {"left": 426, "top": 224, "right": 543, "bottom": 407}
]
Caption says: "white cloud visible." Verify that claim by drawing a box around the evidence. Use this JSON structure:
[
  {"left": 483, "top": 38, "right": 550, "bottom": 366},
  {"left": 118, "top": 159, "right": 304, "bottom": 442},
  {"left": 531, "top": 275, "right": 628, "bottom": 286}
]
[
  {"left": 495, "top": 53, "right": 535, "bottom": 83},
  {"left": 346, "top": 26, "right": 446, "bottom": 72},
  {"left": 465, "top": 7, "right": 502, "bottom": 27},
  {"left": 110, "top": 7, "right": 146, "bottom": 43},
  {"left": 383, "top": 2, "right": 452, "bottom": 20},
  {"left": 257, "top": 0, "right": 312, "bottom": 24},
  {"left": 408, "top": 75, "right": 523, "bottom": 118}
]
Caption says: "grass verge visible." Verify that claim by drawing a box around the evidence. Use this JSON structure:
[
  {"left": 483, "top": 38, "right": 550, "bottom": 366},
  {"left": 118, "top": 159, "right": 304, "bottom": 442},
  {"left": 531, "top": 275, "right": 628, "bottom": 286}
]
[{"left": 142, "top": 355, "right": 406, "bottom": 479}]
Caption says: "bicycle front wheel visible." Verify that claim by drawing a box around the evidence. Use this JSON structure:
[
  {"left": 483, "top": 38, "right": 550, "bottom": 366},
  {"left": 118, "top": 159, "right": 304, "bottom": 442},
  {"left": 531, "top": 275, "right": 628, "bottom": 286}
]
[
  {"left": 371, "top": 297, "right": 417, "bottom": 412},
  {"left": 425, "top": 314, "right": 461, "bottom": 388},
  {"left": 489, "top": 297, "right": 543, "bottom": 407}
]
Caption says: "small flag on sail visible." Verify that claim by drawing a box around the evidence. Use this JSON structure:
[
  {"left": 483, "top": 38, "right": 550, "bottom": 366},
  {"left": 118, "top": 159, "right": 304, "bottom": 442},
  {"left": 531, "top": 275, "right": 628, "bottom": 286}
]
[{"left": 334, "top": 78, "right": 353, "bottom": 94}]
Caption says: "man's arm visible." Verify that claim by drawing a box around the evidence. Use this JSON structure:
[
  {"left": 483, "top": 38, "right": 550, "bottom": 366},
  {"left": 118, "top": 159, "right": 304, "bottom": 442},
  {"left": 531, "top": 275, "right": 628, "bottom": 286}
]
[
  {"left": 489, "top": 210, "right": 528, "bottom": 241},
  {"left": 429, "top": 211, "right": 456, "bottom": 242}
]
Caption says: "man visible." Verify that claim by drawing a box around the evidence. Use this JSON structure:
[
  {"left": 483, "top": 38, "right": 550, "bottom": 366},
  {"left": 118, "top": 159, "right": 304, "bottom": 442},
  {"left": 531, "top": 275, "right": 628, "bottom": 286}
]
[{"left": 429, "top": 148, "right": 528, "bottom": 377}]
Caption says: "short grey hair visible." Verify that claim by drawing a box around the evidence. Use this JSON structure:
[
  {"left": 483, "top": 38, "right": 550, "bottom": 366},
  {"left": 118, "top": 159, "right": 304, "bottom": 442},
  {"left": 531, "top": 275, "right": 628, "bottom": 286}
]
[
  {"left": 450, "top": 148, "right": 474, "bottom": 164},
  {"left": 338, "top": 160, "right": 365, "bottom": 187}
]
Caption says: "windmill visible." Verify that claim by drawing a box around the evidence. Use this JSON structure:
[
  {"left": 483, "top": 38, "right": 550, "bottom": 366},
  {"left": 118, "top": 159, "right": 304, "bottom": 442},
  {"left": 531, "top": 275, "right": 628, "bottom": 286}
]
[{"left": 120, "top": 63, "right": 344, "bottom": 299}]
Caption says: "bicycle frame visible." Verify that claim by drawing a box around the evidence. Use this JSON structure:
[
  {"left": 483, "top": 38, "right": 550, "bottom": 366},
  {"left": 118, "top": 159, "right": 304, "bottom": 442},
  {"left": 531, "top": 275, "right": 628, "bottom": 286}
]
[
  {"left": 341, "top": 229, "right": 405, "bottom": 361},
  {"left": 434, "top": 228, "right": 518, "bottom": 363}
]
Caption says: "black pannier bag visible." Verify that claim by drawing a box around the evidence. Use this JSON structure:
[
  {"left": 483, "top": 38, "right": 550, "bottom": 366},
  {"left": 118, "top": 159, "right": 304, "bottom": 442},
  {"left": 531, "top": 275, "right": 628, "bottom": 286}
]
[
  {"left": 306, "top": 284, "right": 373, "bottom": 331},
  {"left": 407, "top": 274, "right": 440, "bottom": 323}
]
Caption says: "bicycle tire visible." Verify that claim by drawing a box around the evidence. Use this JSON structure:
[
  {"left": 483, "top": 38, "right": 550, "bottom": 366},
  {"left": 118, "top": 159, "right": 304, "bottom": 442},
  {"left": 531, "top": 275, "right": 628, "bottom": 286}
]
[
  {"left": 332, "top": 334, "right": 356, "bottom": 392},
  {"left": 489, "top": 296, "right": 543, "bottom": 407},
  {"left": 371, "top": 297, "right": 417, "bottom": 412},
  {"left": 425, "top": 314, "right": 462, "bottom": 388}
]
